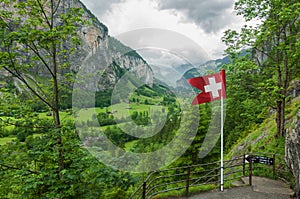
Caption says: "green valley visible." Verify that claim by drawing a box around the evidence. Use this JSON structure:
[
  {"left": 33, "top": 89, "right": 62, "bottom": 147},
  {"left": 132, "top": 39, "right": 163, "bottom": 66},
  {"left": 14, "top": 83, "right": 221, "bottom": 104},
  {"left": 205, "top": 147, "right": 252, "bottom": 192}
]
[{"left": 1, "top": 0, "right": 300, "bottom": 198}]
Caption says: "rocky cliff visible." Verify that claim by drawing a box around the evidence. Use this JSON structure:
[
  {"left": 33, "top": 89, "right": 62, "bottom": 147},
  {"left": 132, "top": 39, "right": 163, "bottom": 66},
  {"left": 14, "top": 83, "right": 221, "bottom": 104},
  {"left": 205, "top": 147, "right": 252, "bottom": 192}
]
[
  {"left": 0, "top": 0, "right": 153, "bottom": 92},
  {"left": 64, "top": 0, "right": 153, "bottom": 90},
  {"left": 285, "top": 101, "right": 300, "bottom": 194}
]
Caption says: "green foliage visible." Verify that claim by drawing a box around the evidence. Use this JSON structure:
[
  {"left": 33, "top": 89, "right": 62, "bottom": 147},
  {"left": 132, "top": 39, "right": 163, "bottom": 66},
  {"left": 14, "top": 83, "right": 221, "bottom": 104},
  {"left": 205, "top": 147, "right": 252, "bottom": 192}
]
[
  {"left": 0, "top": 127, "right": 137, "bottom": 198},
  {"left": 97, "top": 112, "right": 116, "bottom": 126},
  {"left": 154, "top": 184, "right": 217, "bottom": 199},
  {"left": 1, "top": 0, "right": 298, "bottom": 198},
  {"left": 0, "top": 0, "right": 91, "bottom": 197},
  {"left": 221, "top": 56, "right": 269, "bottom": 150},
  {"left": 130, "top": 111, "right": 150, "bottom": 125},
  {"left": 226, "top": 97, "right": 300, "bottom": 186},
  {"left": 223, "top": 0, "right": 300, "bottom": 137},
  {"left": 0, "top": 137, "right": 16, "bottom": 145},
  {"left": 0, "top": 0, "right": 86, "bottom": 112},
  {"left": 95, "top": 89, "right": 113, "bottom": 108}
]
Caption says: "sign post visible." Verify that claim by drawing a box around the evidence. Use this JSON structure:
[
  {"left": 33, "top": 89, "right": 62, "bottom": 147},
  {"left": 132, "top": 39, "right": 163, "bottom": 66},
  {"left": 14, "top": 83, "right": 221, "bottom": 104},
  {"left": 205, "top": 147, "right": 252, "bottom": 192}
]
[{"left": 245, "top": 155, "right": 274, "bottom": 165}]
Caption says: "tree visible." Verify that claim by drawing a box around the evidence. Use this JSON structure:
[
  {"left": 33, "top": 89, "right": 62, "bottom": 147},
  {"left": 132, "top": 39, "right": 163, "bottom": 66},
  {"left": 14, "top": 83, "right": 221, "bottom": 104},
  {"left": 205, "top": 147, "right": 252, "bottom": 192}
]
[
  {"left": 221, "top": 55, "right": 268, "bottom": 149},
  {"left": 222, "top": 0, "right": 300, "bottom": 137},
  {"left": 0, "top": 0, "right": 84, "bottom": 197}
]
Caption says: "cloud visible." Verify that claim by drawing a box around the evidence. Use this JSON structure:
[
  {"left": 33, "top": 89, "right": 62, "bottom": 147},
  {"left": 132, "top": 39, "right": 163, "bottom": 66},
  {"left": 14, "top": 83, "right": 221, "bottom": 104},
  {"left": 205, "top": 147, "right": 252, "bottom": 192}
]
[
  {"left": 80, "top": 0, "right": 245, "bottom": 59},
  {"left": 157, "top": 0, "right": 235, "bottom": 33},
  {"left": 116, "top": 28, "right": 208, "bottom": 65},
  {"left": 80, "top": 0, "right": 123, "bottom": 17}
]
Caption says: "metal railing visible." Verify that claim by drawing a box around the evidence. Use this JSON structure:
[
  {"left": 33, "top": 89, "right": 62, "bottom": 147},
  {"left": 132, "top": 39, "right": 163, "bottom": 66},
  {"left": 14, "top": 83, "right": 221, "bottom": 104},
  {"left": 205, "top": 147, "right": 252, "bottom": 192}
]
[{"left": 129, "top": 153, "right": 288, "bottom": 199}]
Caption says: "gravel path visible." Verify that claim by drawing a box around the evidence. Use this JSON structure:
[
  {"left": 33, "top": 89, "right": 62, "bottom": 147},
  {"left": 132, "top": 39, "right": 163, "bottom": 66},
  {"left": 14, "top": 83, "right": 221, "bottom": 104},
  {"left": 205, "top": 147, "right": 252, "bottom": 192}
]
[
  {"left": 167, "top": 177, "right": 296, "bottom": 199},
  {"left": 187, "top": 186, "right": 292, "bottom": 199}
]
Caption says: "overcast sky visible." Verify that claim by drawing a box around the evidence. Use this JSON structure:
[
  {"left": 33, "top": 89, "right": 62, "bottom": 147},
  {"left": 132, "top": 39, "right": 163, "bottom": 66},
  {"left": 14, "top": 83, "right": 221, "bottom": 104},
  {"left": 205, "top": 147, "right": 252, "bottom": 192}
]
[{"left": 80, "top": 0, "right": 251, "bottom": 62}]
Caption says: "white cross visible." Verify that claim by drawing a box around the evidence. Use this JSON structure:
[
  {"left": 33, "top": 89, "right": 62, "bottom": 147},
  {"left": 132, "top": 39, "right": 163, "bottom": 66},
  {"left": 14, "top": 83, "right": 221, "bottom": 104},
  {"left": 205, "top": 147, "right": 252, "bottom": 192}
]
[{"left": 204, "top": 77, "right": 222, "bottom": 98}]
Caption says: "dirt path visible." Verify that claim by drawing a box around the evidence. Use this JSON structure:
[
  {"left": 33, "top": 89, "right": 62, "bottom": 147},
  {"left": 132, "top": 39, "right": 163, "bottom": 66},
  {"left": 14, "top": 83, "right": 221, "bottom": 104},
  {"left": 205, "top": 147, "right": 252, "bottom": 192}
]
[
  {"left": 187, "top": 186, "right": 292, "bottom": 199},
  {"left": 168, "top": 176, "right": 296, "bottom": 199}
]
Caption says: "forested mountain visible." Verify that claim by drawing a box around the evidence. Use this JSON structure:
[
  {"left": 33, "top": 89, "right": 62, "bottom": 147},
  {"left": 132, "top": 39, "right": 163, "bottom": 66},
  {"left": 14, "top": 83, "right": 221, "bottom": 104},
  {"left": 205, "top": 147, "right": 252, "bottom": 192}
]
[{"left": 0, "top": 0, "right": 299, "bottom": 198}]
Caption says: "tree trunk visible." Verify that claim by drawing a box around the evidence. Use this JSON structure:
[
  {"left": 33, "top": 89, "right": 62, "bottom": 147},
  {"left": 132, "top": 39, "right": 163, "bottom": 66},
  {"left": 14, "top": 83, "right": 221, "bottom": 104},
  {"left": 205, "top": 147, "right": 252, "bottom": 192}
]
[
  {"left": 280, "top": 30, "right": 289, "bottom": 137},
  {"left": 275, "top": 29, "right": 283, "bottom": 137},
  {"left": 51, "top": 22, "right": 64, "bottom": 198},
  {"left": 276, "top": 100, "right": 282, "bottom": 137},
  {"left": 50, "top": 0, "right": 64, "bottom": 186},
  {"left": 276, "top": 59, "right": 283, "bottom": 137}
]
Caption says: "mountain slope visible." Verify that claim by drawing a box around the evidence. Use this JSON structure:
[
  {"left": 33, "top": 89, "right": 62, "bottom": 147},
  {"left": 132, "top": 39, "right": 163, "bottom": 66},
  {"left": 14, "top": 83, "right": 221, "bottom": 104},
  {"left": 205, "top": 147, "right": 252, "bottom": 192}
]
[{"left": 0, "top": 0, "right": 153, "bottom": 94}]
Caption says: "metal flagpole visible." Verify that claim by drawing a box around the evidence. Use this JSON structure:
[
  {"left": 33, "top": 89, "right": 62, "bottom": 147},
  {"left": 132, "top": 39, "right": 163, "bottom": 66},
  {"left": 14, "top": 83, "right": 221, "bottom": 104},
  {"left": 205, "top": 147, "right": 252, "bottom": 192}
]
[{"left": 220, "top": 96, "right": 224, "bottom": 191}]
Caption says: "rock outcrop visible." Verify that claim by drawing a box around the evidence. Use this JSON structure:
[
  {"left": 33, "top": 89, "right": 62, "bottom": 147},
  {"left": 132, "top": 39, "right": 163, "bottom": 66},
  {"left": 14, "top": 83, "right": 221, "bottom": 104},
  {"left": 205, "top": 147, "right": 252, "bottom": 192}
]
[
  {"left": 66, "top": 0, "right": 153, "bottom": 90},
  {"left": 285, "top": 107, "right": 300, "bottom": 194}
]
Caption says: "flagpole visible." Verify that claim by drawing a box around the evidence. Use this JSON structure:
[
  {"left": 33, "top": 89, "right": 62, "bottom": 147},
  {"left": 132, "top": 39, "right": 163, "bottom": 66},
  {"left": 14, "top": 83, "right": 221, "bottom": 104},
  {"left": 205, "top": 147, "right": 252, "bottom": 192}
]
[
  {"left": 187, "top": 69, "right": 226, "bottom": 192},
  {"left": 220, "top": 96, "right": 224, "bottom": 191}
]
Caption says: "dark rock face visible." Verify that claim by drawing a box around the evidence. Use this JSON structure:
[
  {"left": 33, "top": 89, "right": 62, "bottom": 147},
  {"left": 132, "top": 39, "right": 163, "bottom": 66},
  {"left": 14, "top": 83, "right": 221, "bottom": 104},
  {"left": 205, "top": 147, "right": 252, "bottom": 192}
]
[{"left": 285, "top": 108, "right": 300, "bottom": 193}]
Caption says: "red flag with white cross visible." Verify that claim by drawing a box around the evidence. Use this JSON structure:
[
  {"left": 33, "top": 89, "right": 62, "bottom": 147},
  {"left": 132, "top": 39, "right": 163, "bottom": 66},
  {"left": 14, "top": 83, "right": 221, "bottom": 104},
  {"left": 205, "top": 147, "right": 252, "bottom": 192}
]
[{"left": 187, "top": 70, "right": 226, "bottom": 105}]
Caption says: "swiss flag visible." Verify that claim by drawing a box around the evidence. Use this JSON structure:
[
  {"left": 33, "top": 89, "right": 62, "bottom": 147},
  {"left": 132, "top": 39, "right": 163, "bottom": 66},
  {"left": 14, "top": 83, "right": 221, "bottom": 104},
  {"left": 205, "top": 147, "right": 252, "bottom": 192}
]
[{"left": 187, "top": 70, "right": 226, "bottom": 105}]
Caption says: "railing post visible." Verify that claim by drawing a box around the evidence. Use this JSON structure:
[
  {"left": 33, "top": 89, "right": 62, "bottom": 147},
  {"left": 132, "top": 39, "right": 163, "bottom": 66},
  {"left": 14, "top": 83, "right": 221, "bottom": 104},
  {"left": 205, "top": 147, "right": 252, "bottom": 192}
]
[
  {"left": 142, "top": 181, "right": 146, "bottom": 199},
  {"left": 186, "top": 167, "right": 190, "bottom": 196},
  {"left": 249, "top": 155, "right": 252, "bottom": 186},
  {"left": 273, "top": 154, "right": 276, "bottom": 179},
  {"left": 215, "top": 167, "right": 218, "bottom": 182},
  {"left": 243, "top": 154, "right": 245, "bottom": 176}
]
